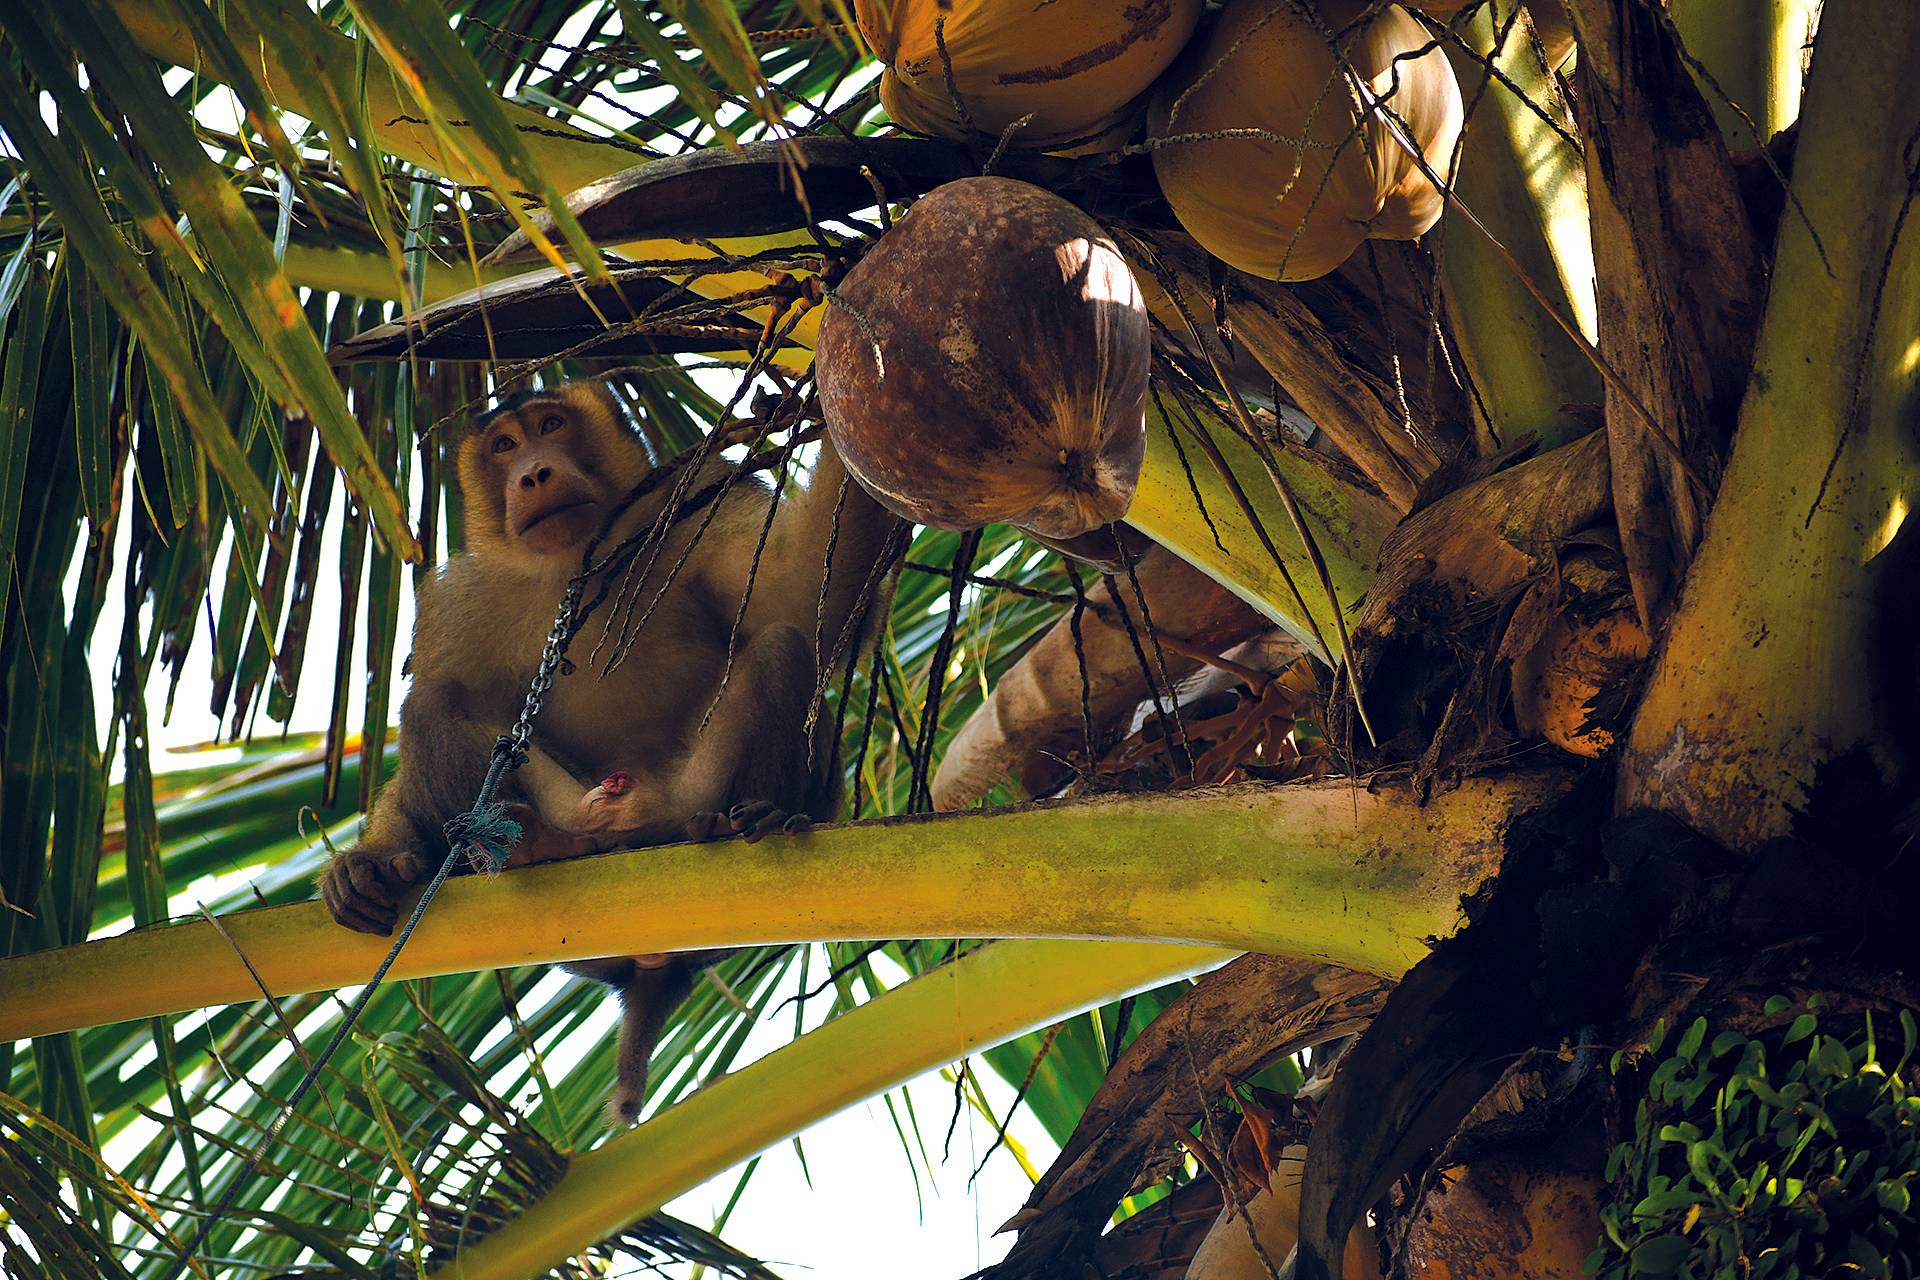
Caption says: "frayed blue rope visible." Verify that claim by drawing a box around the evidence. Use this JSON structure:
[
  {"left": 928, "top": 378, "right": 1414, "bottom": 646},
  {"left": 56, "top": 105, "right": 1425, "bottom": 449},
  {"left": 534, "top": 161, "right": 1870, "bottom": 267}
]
[{"left": 445, "top": 802, "right": 524, "bottom": 874}]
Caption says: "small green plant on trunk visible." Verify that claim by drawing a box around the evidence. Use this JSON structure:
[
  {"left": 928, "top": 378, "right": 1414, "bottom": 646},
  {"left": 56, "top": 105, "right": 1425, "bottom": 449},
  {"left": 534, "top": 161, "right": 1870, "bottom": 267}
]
[{"left": 1595, "top": 1002, "right": 1920, "bottom": 1280}]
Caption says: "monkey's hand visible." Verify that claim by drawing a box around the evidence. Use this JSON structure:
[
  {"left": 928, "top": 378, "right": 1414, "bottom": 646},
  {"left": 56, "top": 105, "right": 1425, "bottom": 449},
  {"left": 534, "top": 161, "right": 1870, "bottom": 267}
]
[
  {"left": 320, "top": 847, "right": 428, "bottom": 935},
  {"left": 686, "top": 801, "right": 812, "bottom": 844}
]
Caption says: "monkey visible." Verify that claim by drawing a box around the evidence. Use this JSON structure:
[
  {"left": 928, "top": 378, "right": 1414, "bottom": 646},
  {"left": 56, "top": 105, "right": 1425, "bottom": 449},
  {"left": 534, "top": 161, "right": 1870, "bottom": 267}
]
[{"left": 317, "top": 380, "right": 902, "bottom": 1122}]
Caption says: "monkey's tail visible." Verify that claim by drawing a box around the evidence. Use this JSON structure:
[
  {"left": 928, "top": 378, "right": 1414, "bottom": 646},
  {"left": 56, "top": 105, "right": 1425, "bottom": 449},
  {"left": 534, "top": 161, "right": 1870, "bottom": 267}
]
[{"left": 608, "top": 959, "right": 698, "bottom": 1125}]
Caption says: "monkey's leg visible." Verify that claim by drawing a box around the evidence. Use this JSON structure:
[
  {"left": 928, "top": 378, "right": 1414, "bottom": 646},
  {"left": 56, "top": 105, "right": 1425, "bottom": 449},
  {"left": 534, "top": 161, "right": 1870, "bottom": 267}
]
[
  {"left": 493, "top": 747, "right": 634, "bottom": 866},
  {"left": 499, "top": 802, "right": 604, "bottom": 866},
  {"left": 679, "top": 623, "right": 824, "bottom": 843},
  {"left": 549, "top": 624, "right": 822, "bottom": 845}
]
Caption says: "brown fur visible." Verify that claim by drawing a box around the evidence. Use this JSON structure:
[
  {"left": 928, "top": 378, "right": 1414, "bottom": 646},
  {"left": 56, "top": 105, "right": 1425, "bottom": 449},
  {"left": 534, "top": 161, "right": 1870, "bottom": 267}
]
[{"left": 318, "top": 381, "right": 901, "bottom": 1121}]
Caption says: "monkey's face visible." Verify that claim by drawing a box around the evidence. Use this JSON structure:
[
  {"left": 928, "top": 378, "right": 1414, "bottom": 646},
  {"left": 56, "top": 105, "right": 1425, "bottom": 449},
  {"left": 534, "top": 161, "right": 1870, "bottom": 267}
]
[
  {"left": 455, "top": 395, "right": 599, "bottom": 564},
  {"left": 459, "top": 382, "right": 653, "bottom": 566},
  {"left": 468, "top": 401, "right": 607, "bottom": 562}
]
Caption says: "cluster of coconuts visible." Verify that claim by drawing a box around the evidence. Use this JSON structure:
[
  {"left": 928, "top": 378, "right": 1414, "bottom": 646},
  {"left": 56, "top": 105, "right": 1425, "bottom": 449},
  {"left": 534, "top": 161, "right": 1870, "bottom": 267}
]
[
  {"left": 855, "top": 0, "right": 1466, "bottom": 282},
  {"left": 821, "top": 0, "right": 1467, "bottom": 542}
]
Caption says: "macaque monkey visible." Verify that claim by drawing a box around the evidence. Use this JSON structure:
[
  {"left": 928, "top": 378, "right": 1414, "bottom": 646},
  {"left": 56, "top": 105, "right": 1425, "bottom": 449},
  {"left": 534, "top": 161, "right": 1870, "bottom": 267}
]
[{"left": 319, "top": 381, "right": 901, "bottom": 1121}]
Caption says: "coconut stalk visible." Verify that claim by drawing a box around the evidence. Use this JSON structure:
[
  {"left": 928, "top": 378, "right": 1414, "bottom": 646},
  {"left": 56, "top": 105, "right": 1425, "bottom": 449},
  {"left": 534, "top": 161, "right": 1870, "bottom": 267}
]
[
  {"left": 1669, "top": 0, "right": 1819, "bottom": 149},
  {"left": 0, "top": 774, "right": 1569, "bottom": 1041},
  {"left": 1435, "top": 0, "right": 1602, "bottom": 452},
  {"left": 1619, "top": 0, "right": 1920, "bottom": 850},
  {"left": 440, "top": 938, "right": 1236, "bottom": 1280}
]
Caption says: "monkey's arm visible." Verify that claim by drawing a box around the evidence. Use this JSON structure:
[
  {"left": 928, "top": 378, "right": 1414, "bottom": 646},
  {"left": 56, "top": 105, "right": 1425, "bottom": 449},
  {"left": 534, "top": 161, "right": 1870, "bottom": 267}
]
[
  {"left": 319, "top": 675, "right": 595, "bottom": 932},
  {"left": 718, "top": 438, "right": 903, "bottom": 663}
]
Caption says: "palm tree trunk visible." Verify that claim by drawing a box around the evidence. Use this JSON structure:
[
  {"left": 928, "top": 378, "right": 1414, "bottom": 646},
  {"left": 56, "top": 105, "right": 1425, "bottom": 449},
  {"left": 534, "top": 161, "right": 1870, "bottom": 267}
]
[{"left": 1620, "top": 0, "right": 1920, "bottom": 848}]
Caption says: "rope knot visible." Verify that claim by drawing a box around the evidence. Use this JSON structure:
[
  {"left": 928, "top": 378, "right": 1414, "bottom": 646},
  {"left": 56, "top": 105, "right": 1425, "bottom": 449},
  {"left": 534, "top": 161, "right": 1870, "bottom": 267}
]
[
  {"left": 490, "top": 735, "right": 529, "bottom": 768},
  {"left": 443, "top": 802, "right": 524, "bottom": 875}
]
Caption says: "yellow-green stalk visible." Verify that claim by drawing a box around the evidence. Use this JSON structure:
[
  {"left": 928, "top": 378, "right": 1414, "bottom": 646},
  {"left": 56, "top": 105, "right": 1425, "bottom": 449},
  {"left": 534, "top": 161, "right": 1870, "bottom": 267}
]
[
  {"left": 439, "top": 939, "right": 1238, "bottom": 1280},
  {"left": 1436, "top": 0, "right": 1601, "bottom": 450},
  {"left": 0, "top": 774, "right": 1567, "bottom": 1041},
  {"left": 1125, "top": 406, "right": 1399, "bottom": 662},
  {"left": 1669, "top": 0, "right": 1819, "bottom": 148}
]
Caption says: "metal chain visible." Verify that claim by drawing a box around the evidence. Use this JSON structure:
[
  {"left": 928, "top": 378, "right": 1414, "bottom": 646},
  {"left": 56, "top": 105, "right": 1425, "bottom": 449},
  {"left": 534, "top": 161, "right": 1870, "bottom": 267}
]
[{"left": 509, "top": 576, "right": 584, "bottom": 755}]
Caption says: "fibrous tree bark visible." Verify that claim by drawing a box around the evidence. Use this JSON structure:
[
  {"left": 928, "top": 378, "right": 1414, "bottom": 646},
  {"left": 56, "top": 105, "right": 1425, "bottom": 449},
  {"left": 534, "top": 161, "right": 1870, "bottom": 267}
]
[{"left": 1565, "top": 0, "right": 1764, "bottom": 628}]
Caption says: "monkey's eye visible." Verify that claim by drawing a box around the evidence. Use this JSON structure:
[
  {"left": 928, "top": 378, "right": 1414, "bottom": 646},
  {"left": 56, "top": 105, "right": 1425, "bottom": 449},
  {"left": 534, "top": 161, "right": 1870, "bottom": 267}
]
[
  {"left": 491, "top": 435, "right": 516, "bottom": 455},
  {"left": 538, "top": 414, "right": 565, "bottom": 435}
]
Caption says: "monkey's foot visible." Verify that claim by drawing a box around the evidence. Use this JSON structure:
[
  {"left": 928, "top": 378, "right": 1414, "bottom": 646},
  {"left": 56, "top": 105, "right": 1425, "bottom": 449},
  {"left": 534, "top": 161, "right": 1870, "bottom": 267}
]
[
  {"left": 499, "top": 803, "right": 603, "bottom": 867},
  {"left": 686, "top": 801, "right": 811, "bottom": 844},
  {"left": 569, "top": 777, "right": 648, "bottom": 834},
  {"left": 319, "top": 848, "right": 428, "bottom": 935}
]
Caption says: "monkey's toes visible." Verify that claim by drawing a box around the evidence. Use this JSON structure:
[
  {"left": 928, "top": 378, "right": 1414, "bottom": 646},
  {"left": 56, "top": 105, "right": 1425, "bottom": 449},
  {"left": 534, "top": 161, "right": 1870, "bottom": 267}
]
[
  {"left": 601, "top": 771, "right": 632, "bottom": 796},
  {"left": 684, "top": 811, "right": 731, "bottom": 842},
  {"left": 731, "top": 801, "right": 809, "bottom": 844}
]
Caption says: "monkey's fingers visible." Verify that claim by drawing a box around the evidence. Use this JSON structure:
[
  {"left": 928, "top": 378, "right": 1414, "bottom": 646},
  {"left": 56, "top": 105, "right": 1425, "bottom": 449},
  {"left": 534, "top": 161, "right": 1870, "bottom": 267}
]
[
  {"left": 321, "top": 868, "right": 399, "bottom": 935},
  {"left": 320, "top": 851, "right": 421, "bottom": 934}
]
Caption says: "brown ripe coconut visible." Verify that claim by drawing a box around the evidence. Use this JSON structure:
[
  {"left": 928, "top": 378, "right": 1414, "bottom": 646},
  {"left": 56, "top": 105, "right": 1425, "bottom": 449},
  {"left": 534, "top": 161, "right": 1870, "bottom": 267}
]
[{"left": 817, "top": 177, "right": 1149, "bottom": 539}]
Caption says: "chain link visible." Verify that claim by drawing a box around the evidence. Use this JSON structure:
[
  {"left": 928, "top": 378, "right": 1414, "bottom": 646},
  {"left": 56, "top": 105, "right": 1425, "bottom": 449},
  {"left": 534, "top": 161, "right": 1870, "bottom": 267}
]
[{"left": 508, "top": 577, "right": 583, "bottom": 755}]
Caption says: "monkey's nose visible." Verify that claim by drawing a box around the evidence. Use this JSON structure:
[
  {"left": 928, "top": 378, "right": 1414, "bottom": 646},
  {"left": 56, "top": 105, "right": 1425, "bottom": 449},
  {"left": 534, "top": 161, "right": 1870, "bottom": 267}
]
[{"left": 520, "top": 465, "right": 553, "bottom": 488}]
